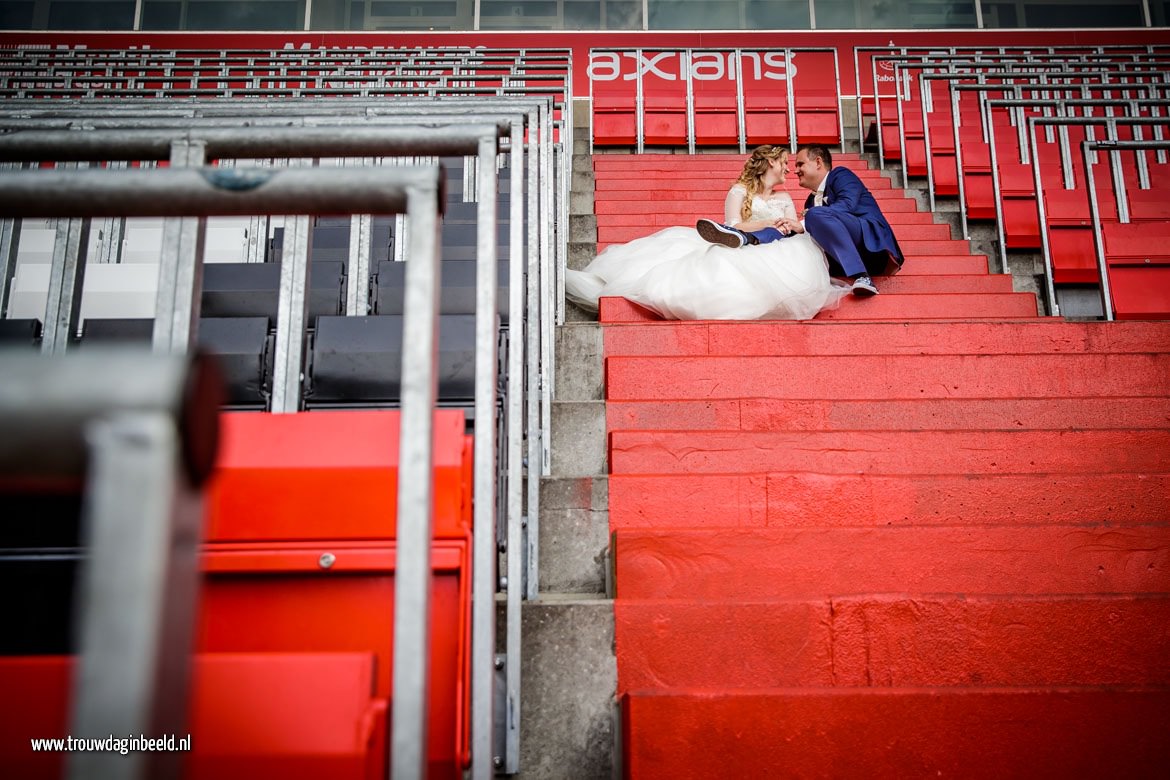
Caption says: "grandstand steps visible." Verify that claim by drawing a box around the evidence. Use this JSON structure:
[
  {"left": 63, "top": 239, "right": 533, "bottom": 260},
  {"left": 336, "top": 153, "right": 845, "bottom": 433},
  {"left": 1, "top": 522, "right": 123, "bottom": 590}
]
[
  {"left": 517, "top": 109, "right": 617, "bottom": 779},
  {"left": 599, "top": 291, "right": 1039, "bottom": 321},
  {"left": 591, "top": 153, "right": 1170, "bottom": 774}
]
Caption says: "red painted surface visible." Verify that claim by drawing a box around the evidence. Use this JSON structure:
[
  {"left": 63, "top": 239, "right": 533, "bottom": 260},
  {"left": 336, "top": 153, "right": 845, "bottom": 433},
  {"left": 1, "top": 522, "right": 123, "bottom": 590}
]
[
  {"left": 204, "top": 410, "right": 471, "bottom": 542},
  {"left": 622, "top": 689, "right": 1170, "bottom": 779},
  {"left": 605, "top": 353, "right": 1170, "bottom": 400},
  {"left": 614, "top": 526, "right": 1170, "bottom": 599},
  {"left": 601, "top": 319, "right": 1170, "bottom": 358},
  {"left": 609, "top": 472, "right": 1170, "bottom": 529},
  {"left": 0, "top": 654, "right": 387, "bottom": 780},
  {"left": 603, "top": 153, "right": 1170, "bottom": 778}
]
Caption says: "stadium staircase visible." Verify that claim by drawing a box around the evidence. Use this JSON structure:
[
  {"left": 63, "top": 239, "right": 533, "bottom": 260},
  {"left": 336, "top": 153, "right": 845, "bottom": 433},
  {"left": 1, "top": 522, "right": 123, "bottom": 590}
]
[{"left": 585, "top": 153, "right": 1170, "bottom": 775}]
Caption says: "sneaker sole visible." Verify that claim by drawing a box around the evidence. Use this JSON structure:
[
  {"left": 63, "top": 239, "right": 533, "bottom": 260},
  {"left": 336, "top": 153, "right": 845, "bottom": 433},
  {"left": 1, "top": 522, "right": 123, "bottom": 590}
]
[
  {"left": 696, "top": 220, "right": 744, "bottom": 249},
  {"left": 851, "top": 284, "right": 879, "bottom": 297}
]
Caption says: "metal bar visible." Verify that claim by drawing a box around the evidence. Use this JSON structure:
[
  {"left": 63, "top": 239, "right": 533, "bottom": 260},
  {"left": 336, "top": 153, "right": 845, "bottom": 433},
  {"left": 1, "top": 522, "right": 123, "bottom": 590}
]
[
  {"left": 41, "top": 215, "right": 90, "bottom": 355},
  {"left": 0, "top": 212, "right": 20, "bottom": 318},
  {"left": 735, "top": 50, "right": 747, "bottom": 155},
  {"left": 471, "top": 133, "right": 499, "bottom": 780},
  {"left": 0, "top": 167, "right": 434, "bottom": 219},
  {"left": 1028, "top": 119, "right": 1061, "bottom": 318},
  {"left": 152, "top": 139, "right": 208, "bottom": 355},
  {"left": 525, "top": 104, "right": 542, "bottom": 602},
  {"left": 505, "top": 117, "right": 524, "bottom": 776},
  {"left": 635, "top": 48, "right": 644, "bottom": 154},
  {"left": 951, "top": 85, "right": 970, "bottom": 240},
  {"left": 1081, "top": 141, "right": 1115, "bottom": 321},
  {"left": 0, "top": 123, "right": 508, "bottom": 162},
  {"left": 346, "top": 212, "right": 373, "bottom": 316},
  {"left": 921, "top": 72, "right": 937, "bottom": 214},
  {"left": 67, "top": 411, "right": 199, "bottom": 780},
  {"left": 270, "top": 202, "right": 312, "bottom": 415},
  {"left": 540, "top": 103, "right": 554, "bottom": 477},
  {"left": 896, "top": 66, "right": 910, "bottom": 188},
  {"left": 986, "top": 109, "right": 1010, "bottom": 276},
  {"left": 686, "top": 50, "right": 696, "bottom": 156},
  {"left": 391, "top": 175, "right": 443, "bottom": 780},
  {"left": 786, "top": 50, "right": 797, "bottom": 153}
]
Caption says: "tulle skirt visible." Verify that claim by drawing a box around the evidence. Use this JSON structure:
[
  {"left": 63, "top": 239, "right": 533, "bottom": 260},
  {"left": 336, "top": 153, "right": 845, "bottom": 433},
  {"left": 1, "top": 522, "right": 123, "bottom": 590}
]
[{"left": 565, "top": 226, "right": 849, "bottom": 321}]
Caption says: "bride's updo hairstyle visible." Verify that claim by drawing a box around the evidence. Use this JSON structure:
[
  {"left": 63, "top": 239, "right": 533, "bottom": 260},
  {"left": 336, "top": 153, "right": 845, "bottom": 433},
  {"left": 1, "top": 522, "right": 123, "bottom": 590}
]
[{"left": 735, "top": 144, "right": 788, "bottom": 223}]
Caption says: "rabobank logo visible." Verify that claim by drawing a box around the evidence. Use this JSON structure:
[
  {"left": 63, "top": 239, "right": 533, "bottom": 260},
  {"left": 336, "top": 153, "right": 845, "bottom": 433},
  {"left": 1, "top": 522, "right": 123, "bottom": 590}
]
[{"left": 588, "top": 50, "right": 794, "bottom": 83}]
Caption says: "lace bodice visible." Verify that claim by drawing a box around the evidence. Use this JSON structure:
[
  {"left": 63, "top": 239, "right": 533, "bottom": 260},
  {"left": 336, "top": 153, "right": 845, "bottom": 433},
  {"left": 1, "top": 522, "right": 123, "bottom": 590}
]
[{"left": 726, "top": 183, "right": 797, "bottom": 226}]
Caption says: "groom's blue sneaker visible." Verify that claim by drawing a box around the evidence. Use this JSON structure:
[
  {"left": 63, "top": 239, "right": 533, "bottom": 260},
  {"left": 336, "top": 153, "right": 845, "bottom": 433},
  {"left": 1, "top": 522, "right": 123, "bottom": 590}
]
[
  {"left": 696, "top": 218, "right": 746, "bottom": 248},
  {"left": 851, "top": 274, "right": 878, "bottom": 297}
]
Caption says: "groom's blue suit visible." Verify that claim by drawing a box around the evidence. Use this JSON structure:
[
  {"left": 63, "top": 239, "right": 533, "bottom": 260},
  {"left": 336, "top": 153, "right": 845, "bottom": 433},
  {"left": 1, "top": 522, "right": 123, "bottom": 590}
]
[{"left": 801, "top": 166, "right": 904, "bottom": 278}]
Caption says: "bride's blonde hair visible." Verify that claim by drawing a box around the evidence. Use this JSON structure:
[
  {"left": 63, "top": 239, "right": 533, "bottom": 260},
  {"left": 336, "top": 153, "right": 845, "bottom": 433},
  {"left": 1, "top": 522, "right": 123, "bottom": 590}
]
[{"left": 735, "top": 145, "right": 788, "bottom": 223}]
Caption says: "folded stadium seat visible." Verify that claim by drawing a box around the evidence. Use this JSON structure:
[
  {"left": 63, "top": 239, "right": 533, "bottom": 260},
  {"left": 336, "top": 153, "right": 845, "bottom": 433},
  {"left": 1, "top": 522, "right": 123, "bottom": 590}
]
[
  {"left": 900, "top": 108, "right": 928, "bottom": 177},
  {"left": 793, "top": 88, "right": 841, "bottom": 146},
  {"left": 74, "top": 317, "right": 154, "bottom": 345},
  {"left": 307, "top": 218, "right": 393, "bottom": 266},
  {"left": 642, "top": 76, "right": 689, "bottom": 146},
  {"left": 0, "top": 318, "right": 43, "bottom": 348},
  {"left": 197, "top": 317, "right": 271, "bottom": 408},
  {"left": 744, "top": 77, "right": 790, "bottom": 148},
  {"left": 373, "top": 260, "right": 512, "bottom": 324},
  {"left": 693, "top": 70, "right": 741, "bottom": 146},
  {"left": 200, "top": 260, "right": 346, "bottom": 322},
  {"left": 592, "top": 83, "right": 637, "bottom": 146},
  {"left": 440, "top": 221, "right": 512, "bottom": 264},
  {"left": 199, "top": 409, "right": 473, "bottom": 777},
  {"left": 305, "top": 314, "right": 478, "bottom": 408},
  {"left": 1043, "top": 179, "right": 1121, "bottom": 284},
  {"left": 1101, "top": 222, "right": 1170, "bottom": 319},
  {"left": 0, "top": 653, "right": 388, "bottom": 780}
]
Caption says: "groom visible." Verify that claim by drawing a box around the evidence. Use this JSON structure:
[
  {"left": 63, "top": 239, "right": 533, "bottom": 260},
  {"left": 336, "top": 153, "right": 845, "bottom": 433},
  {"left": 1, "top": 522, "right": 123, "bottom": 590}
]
[{"left": 774, "top": 144, "right": 904, "bottom": 296}]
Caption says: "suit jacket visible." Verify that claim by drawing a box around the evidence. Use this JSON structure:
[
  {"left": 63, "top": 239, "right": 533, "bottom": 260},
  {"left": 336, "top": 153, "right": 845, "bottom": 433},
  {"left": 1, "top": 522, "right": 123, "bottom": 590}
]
[{"left": 804, "top": 166, "right": 904, "bottom": 271}]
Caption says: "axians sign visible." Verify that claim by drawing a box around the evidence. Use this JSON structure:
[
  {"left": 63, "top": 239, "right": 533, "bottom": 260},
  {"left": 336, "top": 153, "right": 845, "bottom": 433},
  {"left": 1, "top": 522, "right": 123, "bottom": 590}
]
[{"left": 588, "top": 50, "right": 794, "bottom": 82}]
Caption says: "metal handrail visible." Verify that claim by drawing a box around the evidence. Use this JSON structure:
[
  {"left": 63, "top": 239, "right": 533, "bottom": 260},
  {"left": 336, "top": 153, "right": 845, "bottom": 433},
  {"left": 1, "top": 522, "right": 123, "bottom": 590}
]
[
  {"left": 984, "top": 101, "right": 1170, "bottom": 279},
  {"left": 1081, "top": 138, "right": 1170, "bottom": 321},
  {"left": 950, "top": 89, "right": 1168, "bottom": 242},
  {"left": 0, "top": 49, "right": 575, "bottom": 769},
  {"left": 1026, "top": 119, "right": 1170, "bottom": 318},
  {"left": 0, "top": 164, "right": 445, "bottom": 779}
]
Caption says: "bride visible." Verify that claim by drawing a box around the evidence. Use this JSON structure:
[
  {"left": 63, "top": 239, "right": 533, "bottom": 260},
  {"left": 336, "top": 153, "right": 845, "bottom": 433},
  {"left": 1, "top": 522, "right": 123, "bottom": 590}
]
[{"left": 565, "top": 145, "right": 848, "bottom": 320}]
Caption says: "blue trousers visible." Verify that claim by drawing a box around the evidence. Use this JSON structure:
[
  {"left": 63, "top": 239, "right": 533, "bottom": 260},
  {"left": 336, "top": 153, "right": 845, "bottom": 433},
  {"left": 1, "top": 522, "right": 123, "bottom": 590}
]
[
  {"left": 802, "top": 208, "right": 870, "bottom": 278},
  {"left": 743, "top": 226, "right": 787, "bottom": 244}
]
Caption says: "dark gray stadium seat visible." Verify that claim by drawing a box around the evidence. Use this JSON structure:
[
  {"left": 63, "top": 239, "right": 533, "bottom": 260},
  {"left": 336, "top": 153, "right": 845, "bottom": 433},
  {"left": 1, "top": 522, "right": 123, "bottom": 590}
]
[
  {"left": 306, "top": 314, "right": 479, "bottom": 406},
  {"left": 196, "top": 316, "right": 271, "bottom": 408},
  {"left": 0, "top": 318, "right": 42, "bottom": 348},
  {"left": 200, "top": 261, "right": 345, "bottom": 321},
  {"left": 77, "top": 318, "right": 154, "bottom": 344},
  {"left": 374, "top": 259, "right": 513, "bottom": 323}
]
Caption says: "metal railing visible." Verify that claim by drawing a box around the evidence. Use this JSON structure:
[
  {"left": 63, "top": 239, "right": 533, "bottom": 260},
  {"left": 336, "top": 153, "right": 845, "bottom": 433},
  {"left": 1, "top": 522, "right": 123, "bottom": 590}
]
[
  {"left": 0, "top": 53, "right": 573, "bottom": 775},
  {"left": 1082, "top": 138, "right": 1170, "bottom": 321}
]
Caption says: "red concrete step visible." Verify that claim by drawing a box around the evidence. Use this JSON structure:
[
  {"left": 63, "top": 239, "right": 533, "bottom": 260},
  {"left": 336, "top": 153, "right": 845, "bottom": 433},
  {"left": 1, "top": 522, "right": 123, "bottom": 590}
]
[
  {"left": 604, "top": 353, "right": 1170, "bottom": 400},
  {"left": 593, "top": 215, "right": 953, "bottom": 240},
  {"left": 602, "top": 319, "right": 1170, "bottom": 357},
  {"left": 597, "top": 226, "right": 971, "bottom": 249},
  {"left": 595, "top": 191, "right": 922, "bottom": 211},
  {"left": 607, "top": 472, "right": 1170, "bottom": 528},
  {"left": 613, "top": 526, "right": 1170, "bottom": 599},
  {"left": 621, "top": 689, "right": 1170, "bottom": 779},
  {"left": 608, "top": 429, "right": 1170, "bottom": 476},
  {"left": 594, "top": 203, "right": 943, "bottom": 226},
  {"left": 606, "top": 396, "right": 1170, "bottom": 432},
  {"left": 616, "top": 596, "right": 1170, "bottom": 689},
  {"left": 596, "top": 177, "right": 895, "bottom": 191},
  {"left": 598, "top": 292, "right": 1037, "bottom": 322}
]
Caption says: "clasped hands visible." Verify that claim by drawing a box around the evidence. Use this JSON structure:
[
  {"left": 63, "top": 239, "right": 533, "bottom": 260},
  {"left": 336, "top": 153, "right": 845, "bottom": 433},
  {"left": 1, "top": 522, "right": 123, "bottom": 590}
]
[{"left": 774, "top": 216, "right": 804, "bottom": 236}]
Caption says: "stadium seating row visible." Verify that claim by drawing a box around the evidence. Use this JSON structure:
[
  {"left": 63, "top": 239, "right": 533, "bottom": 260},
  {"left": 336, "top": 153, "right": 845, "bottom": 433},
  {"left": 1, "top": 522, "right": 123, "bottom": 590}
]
[{"left": 0, "top": 46, "right": 571, "bottom": 778}]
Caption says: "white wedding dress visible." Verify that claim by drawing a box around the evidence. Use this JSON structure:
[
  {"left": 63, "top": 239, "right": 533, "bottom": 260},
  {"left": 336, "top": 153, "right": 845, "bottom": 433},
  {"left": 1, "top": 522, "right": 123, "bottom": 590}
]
[{"left": 566, "top": 186, "right": 849, "bottom": 320}]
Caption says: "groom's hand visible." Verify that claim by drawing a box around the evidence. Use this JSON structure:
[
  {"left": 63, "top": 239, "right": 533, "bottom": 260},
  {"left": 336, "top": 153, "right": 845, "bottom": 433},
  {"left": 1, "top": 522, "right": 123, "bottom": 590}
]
[{"left": 775, "top": 217, "right": 804, "bottom": 236}]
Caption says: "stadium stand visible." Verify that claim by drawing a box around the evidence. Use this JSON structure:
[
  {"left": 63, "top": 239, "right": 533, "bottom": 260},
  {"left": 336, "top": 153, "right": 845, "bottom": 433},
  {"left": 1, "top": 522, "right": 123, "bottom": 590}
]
[
  {"left": 1, "top": 23, "right": 1169, "bottom": 779},
  {"left": 0, "top": 43, "right": 573, "bottom": 778}
]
